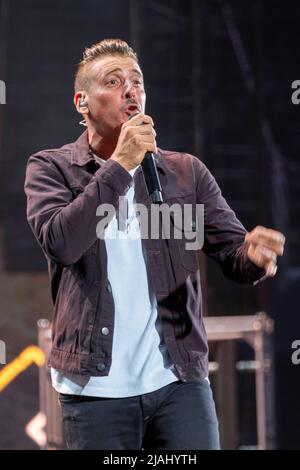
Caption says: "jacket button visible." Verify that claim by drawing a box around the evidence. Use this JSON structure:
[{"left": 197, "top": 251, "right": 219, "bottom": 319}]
[
  {"left": 96, "top": 362, "right": 106, "bottom": 372},
  {"left": 106, "top": 281, "right": 112, "bottom": 293},
  {"left": 101, "top": 327, "right": 109, "bottom": 336}
]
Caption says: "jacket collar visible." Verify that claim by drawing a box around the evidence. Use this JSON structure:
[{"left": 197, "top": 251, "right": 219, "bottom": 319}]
[{"left": 71, "top": 129, "right": 166, "bottom": 175}]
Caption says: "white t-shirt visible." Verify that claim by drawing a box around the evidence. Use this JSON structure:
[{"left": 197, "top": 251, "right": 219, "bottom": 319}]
[{"left": 51, "top": 157, "right": 179, "bottom": 397}]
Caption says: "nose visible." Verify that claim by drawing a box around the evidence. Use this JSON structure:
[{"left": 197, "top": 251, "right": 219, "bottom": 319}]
[{"left": 122, "top": 79, "right": 136, "bottom": 99}]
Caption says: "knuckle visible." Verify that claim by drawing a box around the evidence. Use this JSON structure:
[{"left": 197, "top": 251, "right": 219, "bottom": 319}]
[
  {"left": 144, "top": 115, "right": 154, "bottom": 125},
  {"left": 254, "top": 244, "right": 261, "bottom": 255}
]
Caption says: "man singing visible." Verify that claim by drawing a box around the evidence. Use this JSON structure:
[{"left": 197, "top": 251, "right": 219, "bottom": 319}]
[{"left": 24, "top": 39, "right": 285, "bottom": 450}]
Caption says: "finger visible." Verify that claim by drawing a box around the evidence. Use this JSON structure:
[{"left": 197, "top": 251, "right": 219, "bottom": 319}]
[
  {"left": 132, "top": 133, "right": 156, "bottom": 144},
  {"left": 257, "top": 245, "right": 277, "bottom": 264},
  {"left": 245, "top": 226, "right": 285, "bottom": 246},
  {"left": 140, "top": 136, "right": 157, "bottom": 153},
  {"left": 132, "top": 134, "right": 157, "bottom": 152},
  {"left": 245, "top": 227, "right": 285, "bottom": 255},
  {"left": 249, "top": 245, "right": 278, "bottom": 276},
  {"left": 134, "top": 124, "right": 157, "bottom": 137},
  {"left": 248, "top": 243, "right": 277, "bottom": 268},
  {"left": 142, "top": 143, "right": 157, "bottom": 153},
  {"left": 125, "top": 113, "right": 154, "bottom": 127},
  {"left": 141, "top": 139, "right": 157, "bottom": 153},
  {"left": 140, "top": 135, "right": 157, "bottom": 145},
  {"left": 265, "top": 260, "right": 277, "bottom": 277},
  {"left": 126, "top": 124, "right": 156, "bottom": 139}
]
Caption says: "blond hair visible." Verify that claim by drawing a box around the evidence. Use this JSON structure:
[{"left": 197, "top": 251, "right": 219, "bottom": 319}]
[{"left": 74, "top": 38, "right": 138, "bottom": 92}]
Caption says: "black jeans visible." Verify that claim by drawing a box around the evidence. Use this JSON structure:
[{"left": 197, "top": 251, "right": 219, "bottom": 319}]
[{"left": 58, "top": 379, "right": 220, "bottom": 450}]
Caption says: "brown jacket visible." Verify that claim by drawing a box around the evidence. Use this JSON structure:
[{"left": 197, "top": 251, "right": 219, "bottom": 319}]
[{"left": 24, "top": 130, "right": 264, "bottom": 381}]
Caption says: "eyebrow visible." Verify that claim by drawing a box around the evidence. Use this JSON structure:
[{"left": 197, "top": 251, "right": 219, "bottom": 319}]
[{"left": 103, "top": 67, "right": 143, "bottom": 78}]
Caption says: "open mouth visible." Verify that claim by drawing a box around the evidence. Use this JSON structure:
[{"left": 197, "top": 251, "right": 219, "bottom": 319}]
[{"left": 124, "top": 104, "right": 140, "bottom": 116}]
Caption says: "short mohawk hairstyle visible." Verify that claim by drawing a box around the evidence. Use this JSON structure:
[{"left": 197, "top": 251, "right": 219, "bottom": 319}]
[{"left": 74, "top": 38, "right": 139, "bottom": 92}]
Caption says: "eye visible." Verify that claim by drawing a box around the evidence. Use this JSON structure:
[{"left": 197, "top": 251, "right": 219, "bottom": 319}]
[
  {"left": 106, "top": 78, "right": 120, "bottom": 87},
  {"left": 133, "top": 79, "right": 143, "bottom": 87}
]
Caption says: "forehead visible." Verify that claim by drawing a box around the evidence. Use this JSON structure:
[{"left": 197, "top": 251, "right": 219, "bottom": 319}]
[{"left": 88, "top": 55, "right": 143, "bottom": 79}]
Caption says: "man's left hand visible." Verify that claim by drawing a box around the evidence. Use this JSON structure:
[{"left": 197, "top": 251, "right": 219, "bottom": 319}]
[{"left": 245, "top": 226, "right": 285, "bottom": 277}]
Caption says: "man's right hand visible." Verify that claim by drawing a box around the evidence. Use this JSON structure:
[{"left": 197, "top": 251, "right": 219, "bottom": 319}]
[{"left": 111, "top": 113, "right": 157, "bottom": 172}]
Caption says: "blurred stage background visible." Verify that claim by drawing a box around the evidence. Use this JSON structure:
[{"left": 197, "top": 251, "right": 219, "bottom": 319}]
[{"left": 0, "top": 0, "right": 299, "bottom": 449}]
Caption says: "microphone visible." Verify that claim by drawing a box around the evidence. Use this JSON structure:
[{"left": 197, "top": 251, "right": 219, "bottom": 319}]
[
  {"left": 127, "top": 112, "right": 163, "bottom": 204},
  {"left": 141, "top": 151, "right": 163, "bottom": 204}
]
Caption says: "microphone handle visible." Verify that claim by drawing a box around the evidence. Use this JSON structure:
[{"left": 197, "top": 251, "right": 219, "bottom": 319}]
[{"left": 141, "top": 152, "right": 163, "bottom": 204}]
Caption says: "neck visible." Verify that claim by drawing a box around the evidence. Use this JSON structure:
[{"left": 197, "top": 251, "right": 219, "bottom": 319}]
[{"left": 87, "top": 127, "right": 119, "bottom": 160}]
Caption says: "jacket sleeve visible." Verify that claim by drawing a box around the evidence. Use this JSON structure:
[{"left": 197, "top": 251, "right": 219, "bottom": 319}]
[
  {"left": 24, "top": 153, "right": 132, "bottom": 266},
  {"left": 192, "top": 156, "right": 265, "bottom": 284}
]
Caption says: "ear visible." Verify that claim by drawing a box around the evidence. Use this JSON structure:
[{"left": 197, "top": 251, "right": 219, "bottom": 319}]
[{"left": 74, "top": 91, "right": 89, "bottom": 115}]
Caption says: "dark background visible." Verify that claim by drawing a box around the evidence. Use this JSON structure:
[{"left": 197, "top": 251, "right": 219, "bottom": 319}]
[{"left": 0, "top": 0, "right": 299, "bottom": 449}]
